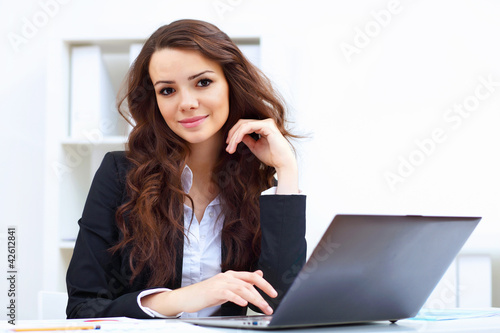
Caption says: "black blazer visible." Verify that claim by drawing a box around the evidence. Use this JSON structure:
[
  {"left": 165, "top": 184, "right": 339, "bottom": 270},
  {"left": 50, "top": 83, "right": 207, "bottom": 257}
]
[{"left": 66, "top": 151, "right": 306, "bottom": 319}]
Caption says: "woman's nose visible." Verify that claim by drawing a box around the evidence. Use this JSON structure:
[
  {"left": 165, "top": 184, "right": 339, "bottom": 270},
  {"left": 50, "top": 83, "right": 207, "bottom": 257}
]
[{"left": 179, "top": 90, "right": 199, "bottom": 111}]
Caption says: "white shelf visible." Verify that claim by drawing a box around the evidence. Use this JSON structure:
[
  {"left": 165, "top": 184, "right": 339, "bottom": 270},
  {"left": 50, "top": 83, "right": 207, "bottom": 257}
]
[{"left": 59, "top": 241, "right": 76, "bottom": 250}]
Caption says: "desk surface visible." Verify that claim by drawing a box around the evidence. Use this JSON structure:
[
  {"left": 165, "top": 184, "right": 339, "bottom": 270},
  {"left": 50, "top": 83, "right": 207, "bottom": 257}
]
[{"left": 3, "top": 310, "right": 500, "bottom": 333}]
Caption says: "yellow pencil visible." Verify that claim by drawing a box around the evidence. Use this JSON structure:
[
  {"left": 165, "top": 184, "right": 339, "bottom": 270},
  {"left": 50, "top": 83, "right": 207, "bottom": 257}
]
[{"left": 11, "top": 325, "right": 100, "bottom": 332}]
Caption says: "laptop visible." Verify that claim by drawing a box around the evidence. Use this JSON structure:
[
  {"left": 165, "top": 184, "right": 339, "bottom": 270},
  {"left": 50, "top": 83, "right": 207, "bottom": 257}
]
[{"left": 182, "top": 214, "right": 480, "bottom": 329}]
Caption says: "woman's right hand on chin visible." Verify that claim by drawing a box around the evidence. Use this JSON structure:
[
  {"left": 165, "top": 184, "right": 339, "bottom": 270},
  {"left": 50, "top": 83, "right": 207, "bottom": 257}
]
[{"left": 141, "top": 270, "right": 277, "bottom": 316}]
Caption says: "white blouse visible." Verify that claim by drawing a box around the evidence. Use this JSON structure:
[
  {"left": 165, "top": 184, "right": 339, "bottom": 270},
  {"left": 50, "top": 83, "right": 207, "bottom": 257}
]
[
  {"left": 178, "top": 165, "right": 224, "bottom": 318},
  {"left": 138, "top": 165, "right": 227, "bottom": 318},
  {"left": 138, "top": 165, "right": 283, "bottom": 318}
]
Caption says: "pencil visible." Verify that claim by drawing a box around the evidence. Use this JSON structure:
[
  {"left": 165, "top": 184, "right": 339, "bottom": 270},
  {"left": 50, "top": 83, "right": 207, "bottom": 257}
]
[{"left": 11, "top": 325, "right": 100, "bottom": 332}]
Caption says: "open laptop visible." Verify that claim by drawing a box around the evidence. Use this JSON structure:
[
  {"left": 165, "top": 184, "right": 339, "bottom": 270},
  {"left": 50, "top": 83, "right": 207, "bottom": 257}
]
[{"left": 182, "top": 214, "right": 480, "bottom": 329}]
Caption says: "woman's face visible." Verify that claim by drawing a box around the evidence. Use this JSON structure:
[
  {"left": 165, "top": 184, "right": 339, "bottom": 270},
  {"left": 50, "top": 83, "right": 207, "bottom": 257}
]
[{"left": 149, "top": 48, "right": 230, "bottom": 147}]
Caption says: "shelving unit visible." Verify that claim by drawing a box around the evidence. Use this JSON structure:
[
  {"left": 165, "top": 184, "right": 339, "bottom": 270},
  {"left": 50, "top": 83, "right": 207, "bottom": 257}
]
[
  {"left": 58, "top": 41, "right": 142, "bottom": 245},
  {"left": 43, "top": 36, "right": 261, "bottom": 293},
  {"left": 43, "top": 38, "right": 144, "bottom": 293}
]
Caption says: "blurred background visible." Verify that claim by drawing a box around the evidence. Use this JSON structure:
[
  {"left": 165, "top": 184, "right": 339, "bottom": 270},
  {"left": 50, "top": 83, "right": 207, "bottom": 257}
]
[{"left": 1, "top": 0, "right": 499, "bottom": 320}]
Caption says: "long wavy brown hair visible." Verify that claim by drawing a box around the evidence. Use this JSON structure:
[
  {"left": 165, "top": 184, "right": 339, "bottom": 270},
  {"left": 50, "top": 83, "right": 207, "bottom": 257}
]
[{"left": 113, "top": 19, "right": 294, "bottom": 288}]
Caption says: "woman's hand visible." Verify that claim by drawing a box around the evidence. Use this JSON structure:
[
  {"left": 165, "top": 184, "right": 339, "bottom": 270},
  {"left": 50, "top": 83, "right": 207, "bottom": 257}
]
[
  {"left": 226, "top": 119, "right": 293, "bottom": 169},
  {"left": 141, "top": 270, "right": 277, "bottom": 317},
  {"left": 226, "top": 119, "right": 299, "bottom": 194}
]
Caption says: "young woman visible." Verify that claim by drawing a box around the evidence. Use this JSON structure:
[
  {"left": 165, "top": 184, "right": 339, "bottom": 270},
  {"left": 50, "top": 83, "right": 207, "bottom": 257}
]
[{"left": 66, "top": 19, "right": 306, "bottom": 319}]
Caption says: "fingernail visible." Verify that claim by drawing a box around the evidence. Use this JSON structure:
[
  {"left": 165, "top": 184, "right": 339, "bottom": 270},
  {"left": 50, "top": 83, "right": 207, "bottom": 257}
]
[{"left": 267, "top": 306, "right": 273, "bottom": 314}]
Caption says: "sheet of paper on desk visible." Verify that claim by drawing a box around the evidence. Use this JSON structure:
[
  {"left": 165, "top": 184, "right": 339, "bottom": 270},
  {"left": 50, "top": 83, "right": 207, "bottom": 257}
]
[
  {"left": 411, "top": 308, "right": 500, "bottom": 321},
  {"left": 4, "top": 318, "right": 213, "bottom": 333},
  {"left": 83, "top": 318, "right": 212, "bottom": 332},
  {"left": 97, "top": 322, "right": 210, "bottom": 332}
]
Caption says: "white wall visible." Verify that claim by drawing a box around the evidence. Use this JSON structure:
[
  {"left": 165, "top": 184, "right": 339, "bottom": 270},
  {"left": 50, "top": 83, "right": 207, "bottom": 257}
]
[
  {"left": 1, "top": 0, "right": 499, "bottom": 319},
  {"left": 0, "top": 0, "right": 48, "bottom": 321}
]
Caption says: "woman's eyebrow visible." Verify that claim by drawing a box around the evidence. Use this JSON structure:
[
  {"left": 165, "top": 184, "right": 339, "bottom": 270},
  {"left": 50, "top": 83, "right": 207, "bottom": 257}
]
[
  {"left": 154, "top": 79, "right": 174, "bottom": 86},
  {"left": 154, "top": 70, "right": 215, "bottom": 86},
  {"left": 188, "top": 70, "right": 215, "bottom": 80}
]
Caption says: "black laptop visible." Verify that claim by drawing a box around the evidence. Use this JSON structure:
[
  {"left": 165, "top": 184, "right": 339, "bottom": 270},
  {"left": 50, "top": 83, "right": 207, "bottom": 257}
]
[{"left": 182, "top": 214, "right": 480, "bottom": 329}]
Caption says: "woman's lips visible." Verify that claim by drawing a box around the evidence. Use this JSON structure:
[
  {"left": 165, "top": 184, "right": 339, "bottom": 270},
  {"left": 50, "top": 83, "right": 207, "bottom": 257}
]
[{"left": 178, "top": 115, "right": 209, "bottom": 128}]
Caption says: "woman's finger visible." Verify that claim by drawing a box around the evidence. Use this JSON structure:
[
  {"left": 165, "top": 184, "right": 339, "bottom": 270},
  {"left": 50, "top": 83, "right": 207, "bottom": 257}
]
[
  {"left": 228, "top": 281, "right": 271, "bottom": 313},
  {"left": 226, "top": 119, "right": 253, "bottom": 144},
  {"left": 227, "top": 121, "right": 256, "bottom": 153},
  {"left": 221, "top": 289, "right": 249, "bottom": 307},
  {"left": 241, "top": 134, "right": 257, "bottom": 151},
  {"left": 225, "top": 119, "right": 247, "bottom": 147},
  {"left": 212, "top": 272, "right": 273, "bottom": 315},
  {"left": 226, "top": 119, "right": 277, "bottom": 154},
  {"left": 229, "top": 270, "right": 278, "bottom": 299}
]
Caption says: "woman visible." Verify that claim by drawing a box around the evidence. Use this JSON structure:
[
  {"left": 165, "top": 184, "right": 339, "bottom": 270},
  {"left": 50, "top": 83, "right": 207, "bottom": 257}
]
[{"left": 66, "top": 19, "right": 306, "bottom": 319}]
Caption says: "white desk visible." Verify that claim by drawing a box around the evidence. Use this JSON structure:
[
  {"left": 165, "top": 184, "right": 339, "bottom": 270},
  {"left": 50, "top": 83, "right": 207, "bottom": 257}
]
[
  {"left": 194, "top": 314, "right": 500, "bottom": 332},
  {"left": 3, "top": 310, "right": 500, "bottom": 333}
]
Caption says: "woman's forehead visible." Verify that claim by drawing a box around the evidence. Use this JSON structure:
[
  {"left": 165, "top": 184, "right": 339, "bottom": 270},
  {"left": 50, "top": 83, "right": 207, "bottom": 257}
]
[{"left": 149, "top": 48, "right": 223, "bottom": 80}]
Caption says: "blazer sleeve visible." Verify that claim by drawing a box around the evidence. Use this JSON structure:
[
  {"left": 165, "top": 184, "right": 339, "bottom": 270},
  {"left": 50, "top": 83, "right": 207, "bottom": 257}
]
[
  {"left": 66, "top": 151, "right": 154, "bottom": 319},
  {"left": 256, "top": 194, "right": 307, "bottom": 311}
]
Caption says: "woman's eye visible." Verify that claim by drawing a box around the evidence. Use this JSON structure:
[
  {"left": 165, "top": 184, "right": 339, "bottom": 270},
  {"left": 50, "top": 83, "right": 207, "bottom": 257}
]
[
  {"left": 160, "top": 87, "right": 175, "bottom": 95},
  {"left": 197, "top": 79, "right": 212, "bottom": 87}
]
